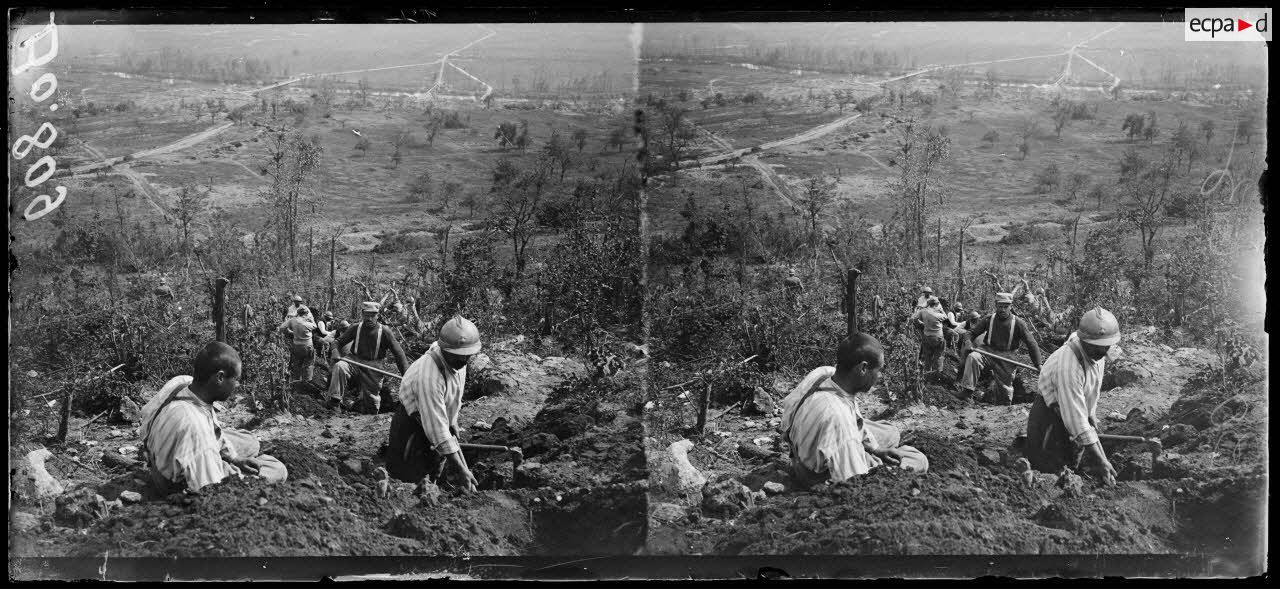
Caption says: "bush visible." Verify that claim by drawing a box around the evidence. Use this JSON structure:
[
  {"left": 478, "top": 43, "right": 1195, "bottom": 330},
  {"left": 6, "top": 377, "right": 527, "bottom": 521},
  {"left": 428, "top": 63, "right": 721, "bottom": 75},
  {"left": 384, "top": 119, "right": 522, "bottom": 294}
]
[
  {"left": 1033, "top": 163, "right": 1061, "bottom": 193},
  {"left": 439, "top": 110, "right": 467, "bottom": 129},
  {"left": 1001, "top": 222, "right": 1035, "bottom": 244}
]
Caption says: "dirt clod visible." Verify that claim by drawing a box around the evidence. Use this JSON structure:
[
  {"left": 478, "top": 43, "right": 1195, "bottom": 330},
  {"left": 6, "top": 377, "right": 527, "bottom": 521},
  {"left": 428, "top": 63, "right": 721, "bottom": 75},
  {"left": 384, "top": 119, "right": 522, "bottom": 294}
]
[{"left": 701, "top": 479, "right": 754, "bottom": 517}]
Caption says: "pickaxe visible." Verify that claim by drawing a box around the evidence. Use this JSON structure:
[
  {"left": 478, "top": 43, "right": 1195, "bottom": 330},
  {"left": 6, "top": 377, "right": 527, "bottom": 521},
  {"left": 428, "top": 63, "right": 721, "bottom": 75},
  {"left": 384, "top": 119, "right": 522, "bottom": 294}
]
[
  {"left": 460, "top": 442, "right": 524, "bottom": 471},
  {"left": 339, "top": 357, "right": 402, "bottom": 380},
  {"left": 969, "top": 347, "right": 1040, "bottom": 373}
]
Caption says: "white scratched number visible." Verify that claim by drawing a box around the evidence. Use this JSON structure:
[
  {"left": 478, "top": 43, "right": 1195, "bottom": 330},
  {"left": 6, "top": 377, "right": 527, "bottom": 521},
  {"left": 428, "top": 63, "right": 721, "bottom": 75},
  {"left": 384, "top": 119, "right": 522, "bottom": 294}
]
[{"left": 10, "top": 13, "right": 68, "bottom": 221}]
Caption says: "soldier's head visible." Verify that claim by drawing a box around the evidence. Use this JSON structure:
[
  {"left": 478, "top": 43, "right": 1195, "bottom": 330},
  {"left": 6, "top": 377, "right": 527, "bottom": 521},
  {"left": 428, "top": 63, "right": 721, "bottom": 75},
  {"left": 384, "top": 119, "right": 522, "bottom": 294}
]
[
  {"left": 360, "top": 302, "right": 380, "bottom": 327},
  {"left": 834, "top": 333, "right": 883, "bottom": 395},
  {"left": 193, "top": 341, "right": 242, "bottom": 402},
  {"left": 995, "top": 292, "right": 1014, "bottom": 319},
  {"left": 438, "top": 316, "right": 482, "bottom": 371}
]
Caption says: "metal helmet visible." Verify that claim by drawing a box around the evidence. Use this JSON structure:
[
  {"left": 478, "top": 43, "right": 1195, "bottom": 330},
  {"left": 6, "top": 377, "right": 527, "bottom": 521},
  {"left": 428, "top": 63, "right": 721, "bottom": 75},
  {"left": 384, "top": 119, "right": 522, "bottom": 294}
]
[
  {"left": 1077, "top": 306, "right": 1120, "bottom": 346},
  {"left": 438, "top": 316, "right": 482, "bottom": 355}
]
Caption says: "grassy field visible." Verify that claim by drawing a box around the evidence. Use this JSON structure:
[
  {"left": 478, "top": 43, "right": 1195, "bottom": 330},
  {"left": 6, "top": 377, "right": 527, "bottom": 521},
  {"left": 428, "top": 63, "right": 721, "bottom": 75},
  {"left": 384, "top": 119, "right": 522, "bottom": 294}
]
[
  {"left": 640, "top": 54, "right": 1267, "bottom": 275},
  {"left": 11, "top": 50, "right": 637, "bottom": 292}
]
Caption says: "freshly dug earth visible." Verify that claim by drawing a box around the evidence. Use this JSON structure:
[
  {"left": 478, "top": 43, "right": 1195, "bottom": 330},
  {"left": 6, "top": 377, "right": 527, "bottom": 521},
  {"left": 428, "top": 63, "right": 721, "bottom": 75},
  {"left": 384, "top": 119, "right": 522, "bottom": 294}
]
[
  {"left": 10, "top": 349, "right": 648, "bottom": 559},
  {"left": 706, "top": 464, "right": 1180, "bottom": 555},
  {"left": 646, "top": 340, "right": 1266, "bottom": 561}
]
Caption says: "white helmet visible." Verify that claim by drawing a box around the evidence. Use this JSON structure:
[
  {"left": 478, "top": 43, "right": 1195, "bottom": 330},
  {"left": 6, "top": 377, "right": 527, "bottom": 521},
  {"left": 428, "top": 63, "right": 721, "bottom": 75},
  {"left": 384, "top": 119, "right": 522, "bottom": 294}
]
[
  {"left": 1077, "top": 306, "right": 1120, "bottom": 346},
  {"left": 439, "top": 316, "right": 481, "bottom": 355}
]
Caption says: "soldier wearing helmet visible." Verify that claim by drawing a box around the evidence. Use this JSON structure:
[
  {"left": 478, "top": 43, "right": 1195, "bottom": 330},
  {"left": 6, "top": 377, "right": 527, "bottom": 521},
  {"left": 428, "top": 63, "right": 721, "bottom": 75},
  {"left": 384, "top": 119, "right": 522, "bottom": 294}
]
[
  {"left": 327, "top": 301, "right": 409, "bottom": 413},
  {"left": 386, "top": 316, "right": 483, "bottom": 492},
  {"left": 1024, "top": 306, "right": 1121, "bottom": 485}
]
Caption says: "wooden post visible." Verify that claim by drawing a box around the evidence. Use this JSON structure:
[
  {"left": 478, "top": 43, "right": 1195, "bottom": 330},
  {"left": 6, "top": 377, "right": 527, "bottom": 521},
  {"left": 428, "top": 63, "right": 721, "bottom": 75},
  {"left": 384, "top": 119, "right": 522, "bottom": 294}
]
[
  {"left": 214, "top": 277, "right": 229, "bottom": 342},
  {"left": 55, "top": 385, "right": 74, "bottom": 444},
  {"left": 696, "top": 383, "right": 711, "bottom": 436},
  {"left": 328, "top": 237, "right": 336, "bottom": 313},
  {"left": 847, "top": 268, "right": 862, "bottom": 337}
]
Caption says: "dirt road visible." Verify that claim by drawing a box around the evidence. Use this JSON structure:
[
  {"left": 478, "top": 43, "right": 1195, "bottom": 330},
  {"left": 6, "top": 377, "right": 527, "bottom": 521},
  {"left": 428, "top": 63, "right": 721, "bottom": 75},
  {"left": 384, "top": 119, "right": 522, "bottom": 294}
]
[{"left": 689, "top": 113, "right": 862, "bottom": 168}]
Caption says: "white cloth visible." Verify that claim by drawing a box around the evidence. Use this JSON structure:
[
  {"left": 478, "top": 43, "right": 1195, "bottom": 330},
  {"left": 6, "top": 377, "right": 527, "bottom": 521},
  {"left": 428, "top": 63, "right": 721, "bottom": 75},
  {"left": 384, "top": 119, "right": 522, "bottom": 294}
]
[
  {"left": 139, "top": 376, "right": 236, "bottom": 492},
  {"left": 780, "top": 366, "right": 882, "bottom": 481},
  {"left": 398, "top": 342, "right": 467, "bottom": 456},
  {"left": 1036, "top": 333, "right": 1105, "bottom": 446}
]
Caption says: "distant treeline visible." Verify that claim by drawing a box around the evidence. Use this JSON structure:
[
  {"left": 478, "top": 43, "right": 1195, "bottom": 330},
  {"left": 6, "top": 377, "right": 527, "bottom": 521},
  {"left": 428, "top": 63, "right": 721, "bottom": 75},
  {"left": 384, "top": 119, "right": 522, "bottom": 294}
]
[
  {"left": 115, "top": 47, "right": 274, "bottom": 84},
  {"left": 648, "top": 39, "right": 914, "bottom": 75}
]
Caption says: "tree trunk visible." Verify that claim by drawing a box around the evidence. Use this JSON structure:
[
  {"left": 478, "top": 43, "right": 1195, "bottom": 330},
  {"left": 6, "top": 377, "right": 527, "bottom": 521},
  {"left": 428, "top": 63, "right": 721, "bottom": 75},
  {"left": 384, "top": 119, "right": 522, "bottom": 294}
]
[
  {"left": 328, "top": 237, "right": 336, "bottom": 312},
  {"left": 213, "top": 277, "right": 229, "bottom": 342}
]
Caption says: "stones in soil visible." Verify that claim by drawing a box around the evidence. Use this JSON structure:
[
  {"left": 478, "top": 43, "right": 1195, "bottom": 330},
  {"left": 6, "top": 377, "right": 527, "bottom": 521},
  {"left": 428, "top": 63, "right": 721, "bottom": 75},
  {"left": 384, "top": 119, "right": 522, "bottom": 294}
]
[
  {"left": 701, "top": 479, "right": 755, "bottom": 517},
  {"left": 744, "top": 387, "right": 775, "bottom": 416}
]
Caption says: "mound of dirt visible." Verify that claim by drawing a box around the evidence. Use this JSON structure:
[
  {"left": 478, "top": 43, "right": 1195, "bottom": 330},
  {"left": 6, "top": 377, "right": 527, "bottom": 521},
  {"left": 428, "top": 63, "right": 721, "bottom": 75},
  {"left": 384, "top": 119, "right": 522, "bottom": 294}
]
[
  {"left": 265, "top": 439, "right": 340, "bottom": 480},
  {"left": 15, "top": 449, "right": 536, "bottom": 558},
  {"left": 903, "top": 431, "right": 981, "bottom": 472},
  {"left": 707, "top": 464, "right": 1175, "bottom": 555}
]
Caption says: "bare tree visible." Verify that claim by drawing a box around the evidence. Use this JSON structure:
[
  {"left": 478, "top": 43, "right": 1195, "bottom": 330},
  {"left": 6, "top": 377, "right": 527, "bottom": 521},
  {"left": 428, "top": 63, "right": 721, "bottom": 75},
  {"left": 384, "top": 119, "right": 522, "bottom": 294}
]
[
  {"left": 408, "top": 170, "right": 432, "bottom": 203},
  {"left": 658, "top": 105, "right": 697, "bottom": 170},
  {"left": 261, "top": 132, "right": 324, "bottom": 271},
  {"left": 1052, "top": 104, "right": 1071, "bottom": 139},
  {"left": 490, "top": 158, "right": 552, "bottom": 280},
  {"left": 357, "top": 77, "right": 371, "bottom": 106},
  {"left": 173, "top": 182, "right": 210, "bottom": 256},
  {"left": 1121, "top": 113, "right": 1145, "bottom": 142},
  {"left": 1123, "top": 154, "right": 1176, "bottom": 268},
  {"left": 494, "top": 121, "right": 519, "bottom": 150},
  {"left": 572, "top": 128, "right": 589, "bottom": 153},
  {"left": 1235, "top": 116, "right": 1256, "bottom": 144},
  {"left": 1170, "top": 121, "right": 1199, "bottom": 173},
  {"left": 1015, "top": 118, "right": 1039, "bottom": 160},
  {"left": 1065, "top": 172, "right": 1091, "bottom": 202},
  {"left": 607, "top": 120, "right": 630, "bottom": 152},
  {"left": 893, "top": 122, "right": 953, "bottom": 261},
  {"left": 544, "top": 129, "right": 575, "bottom": 181},
  {"left": 1199, "top": 119, "right": 1215, "bottom": 144},
  {"left": 797, "top": 175, "right": 838, "bottom": 262},
  {"left": 440, "top": 180, "right": 462, "bottom": 212}
]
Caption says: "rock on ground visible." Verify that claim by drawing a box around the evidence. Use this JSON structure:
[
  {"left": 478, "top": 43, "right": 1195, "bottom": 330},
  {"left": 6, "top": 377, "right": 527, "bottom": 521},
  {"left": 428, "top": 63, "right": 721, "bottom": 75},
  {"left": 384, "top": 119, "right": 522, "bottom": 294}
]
[
  {"left": 701, "top": 479, "right": 755, "bottom": 517},
  {"left": 650, "top": 502, "right": 688, "bottom": 523},
  {"left": 14, "top": 447, "right": 64, "bottom": 501},
  {"left": 653, "top": 439, "right": 707, "bottom": 500}
]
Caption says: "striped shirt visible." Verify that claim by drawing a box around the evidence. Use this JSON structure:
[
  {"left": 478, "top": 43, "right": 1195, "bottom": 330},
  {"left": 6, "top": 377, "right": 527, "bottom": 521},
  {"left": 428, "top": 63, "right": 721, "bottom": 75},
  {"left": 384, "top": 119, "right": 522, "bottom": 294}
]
[
  {"left": 398, "top": 342, "right": 467, "bottom": 456},
  {"left": 139, "top": 376, "right": 235, "bottom": 492},
  {"left": 1036, "top": 333, "right": 1105, "bottom": 446},
  {"left": 781, "top": 366, "right": 882, "bottom": 482}
]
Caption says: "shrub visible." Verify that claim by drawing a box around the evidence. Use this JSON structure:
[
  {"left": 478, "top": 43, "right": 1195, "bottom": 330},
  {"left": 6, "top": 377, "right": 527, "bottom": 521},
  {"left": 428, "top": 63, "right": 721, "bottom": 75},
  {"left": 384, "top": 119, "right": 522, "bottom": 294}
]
[{"left": 1033, "top": 163, "right": 1061, "bottom": 193}]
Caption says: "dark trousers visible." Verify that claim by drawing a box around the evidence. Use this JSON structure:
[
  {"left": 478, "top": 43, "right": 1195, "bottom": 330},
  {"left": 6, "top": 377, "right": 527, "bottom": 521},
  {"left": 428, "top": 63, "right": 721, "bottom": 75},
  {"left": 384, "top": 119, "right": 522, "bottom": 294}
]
[
  {"left": 386, "top": 404, "right": 447, "bottom": 484},
  {"left": 1024, "top": 395, "right": 1078, "bottom": 473}
]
